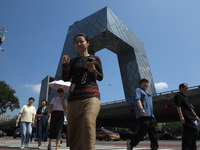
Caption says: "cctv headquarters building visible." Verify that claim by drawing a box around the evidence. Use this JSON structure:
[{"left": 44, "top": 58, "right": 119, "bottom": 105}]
[{"left": 39, "top": 7, "right": 156, "bottom": 106}]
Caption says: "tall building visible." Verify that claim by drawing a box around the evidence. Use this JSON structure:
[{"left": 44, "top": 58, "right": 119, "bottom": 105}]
[
  {"left": 38, "top": 75, "right": 55, "bottom": 107},
  {"left": 40, "top": 7, "right": 156, "bottom": 104}
]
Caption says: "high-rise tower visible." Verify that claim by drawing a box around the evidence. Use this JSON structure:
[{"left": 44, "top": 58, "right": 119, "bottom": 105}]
[{"left": 46, "top": 7, "right": 156, "bottom": 103}]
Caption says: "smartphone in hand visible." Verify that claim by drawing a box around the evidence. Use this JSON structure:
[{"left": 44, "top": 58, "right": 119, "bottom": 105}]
[{"left": 87, "top": 57, "right": 95, "bottom": 64}]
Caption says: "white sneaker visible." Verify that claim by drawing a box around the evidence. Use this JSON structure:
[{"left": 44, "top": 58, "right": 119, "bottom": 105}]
[
  {"left": 126, "top": 140, "right": 132, "bottom": 150},
  {"left": 20, "top": 147, "right": 24, "bottom": 149},
  {"left": 25, "top": 144, "right": 28, "bottom": 148},
  {"left": 38, "top": 146, "right": 41, "bottom": 149}
]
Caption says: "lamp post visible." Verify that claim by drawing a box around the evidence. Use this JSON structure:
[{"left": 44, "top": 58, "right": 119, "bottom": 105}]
[
  {"left": 0, "top": 28, "right": 7, "bottom": 52},
  {"left": 109, "top": 83, "right": 116, "bottom": 101}
]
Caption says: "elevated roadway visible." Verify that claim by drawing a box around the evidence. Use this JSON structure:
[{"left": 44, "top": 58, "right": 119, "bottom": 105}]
[
  {"left": 97, "top": 85, "right": 200, "bottom": 128},
  {"left": 1, "top": 86, "right": 200, "bottom": 130}
]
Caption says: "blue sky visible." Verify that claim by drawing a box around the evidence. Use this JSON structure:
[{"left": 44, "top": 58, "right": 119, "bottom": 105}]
[{"left": 1, "top": 0, "right": 200, "bottom": 116}]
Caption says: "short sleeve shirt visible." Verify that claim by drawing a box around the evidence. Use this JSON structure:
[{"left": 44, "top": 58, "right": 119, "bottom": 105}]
[
  {"left": 134, "top": 88, "right": 154, "bottom": 119},
  {"left": 174, "top": 92, "right": 195, "bottom": 121},
  {"left": 20, "top": 105, "right": 36, "bottom": 123},
  {"left": 50, "top": 97, "right": 68, "bottom": 111}
]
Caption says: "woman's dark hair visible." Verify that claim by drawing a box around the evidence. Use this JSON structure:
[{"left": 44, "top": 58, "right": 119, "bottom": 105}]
[
  {"left": 139, "top": 78, "right": 149, "bottom": 84},
  {"left": 179, "top": 83, "right": 187, "bottom": 90},
  {"left": 28, "top": 97, "right": 35, "bottom": 102},
  {"left": 41, "top": 99, "right": 47, "bottom": 105},
  {"left": 74, "top": 33, "right": 89, "bottom": 43}
]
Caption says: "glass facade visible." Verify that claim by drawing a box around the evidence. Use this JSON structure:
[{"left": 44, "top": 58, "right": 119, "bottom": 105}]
[
  {"left": 49, "top": 7, "right": 156, "bottom": 101},
  {"left": 38, "top": 75, "right": 55, "bottom": 107}
]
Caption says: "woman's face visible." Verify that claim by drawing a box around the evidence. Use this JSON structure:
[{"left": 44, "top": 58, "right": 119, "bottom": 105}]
[
  {"left": 74, "top": 36, "right": 89, "bottom": 53},
  {"left": 28, "top": 99, "right": 34, "bottom": 105},
  {"left": 57, "top": 91, "right": 64, "bottom": 97},
  {"left": 41, "top": 101, "right": 46, "bottom": 107}
]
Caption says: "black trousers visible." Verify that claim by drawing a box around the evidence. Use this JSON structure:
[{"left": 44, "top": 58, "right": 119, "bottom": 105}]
[
  {"left": 50, "top": 111, "right": 64, "bottom": 139},
  {"left": 62, "top": 124, "right": 69, "bottom": 147},
  {"left": 130, "top": 117, "right": 158, "bottom": 150},
  {"left": 182, "top": 120, "right": 198, "bottom": 150}
]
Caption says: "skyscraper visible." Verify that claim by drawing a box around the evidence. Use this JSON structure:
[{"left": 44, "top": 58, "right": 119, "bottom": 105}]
[{"left": 42, "top": 7, "right": 156, "bottom": 103}]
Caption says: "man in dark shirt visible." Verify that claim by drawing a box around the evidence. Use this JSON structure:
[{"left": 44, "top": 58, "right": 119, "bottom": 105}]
[{"left": 174, "top": 83, "right": 200, "bottom": 150}]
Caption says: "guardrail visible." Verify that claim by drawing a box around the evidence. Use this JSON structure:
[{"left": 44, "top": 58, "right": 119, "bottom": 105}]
[
  {"left": 152, "top": 85, "right": 200, "bottom": 96},
  {"left": 101, "top": 99, "right": 126, "bottom": 105},
  {"left": 101, "top": 85, "right": 200, "bottom": 106}
]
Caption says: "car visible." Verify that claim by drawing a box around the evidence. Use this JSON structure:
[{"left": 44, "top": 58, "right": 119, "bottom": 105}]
[
  {"left": 160, "top": 133, "right": 176, "bottom": 140},
  {"left": 156, "top": 131, "right": 164, "bottom": 139},
  {"left": 2, "top": 131, "right": 7, "bottom": 137},
  {"left": 13, "top": 128, "right": 21, "bottom": 138},
  {"left": 175, "top": 136, "right": 182, "bottom": 140},
  {"left": 0, "top": 130, "right": 2, "bottom": 137},
  {"left": 117, "top": 130, "right": 135, "bottom": 141},
  {"left": 96, "top": 128, "right": 120, "bottom": 141},
  {"left": 0, "top": 130, "right": 7, "bottom": 138}
]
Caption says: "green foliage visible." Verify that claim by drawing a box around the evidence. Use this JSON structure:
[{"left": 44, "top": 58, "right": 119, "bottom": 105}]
[
  {"left": 160, "top": 122, "right": 183, "bottom": 136},
  {"left": 0, "top": 81, "right": 20, "bottom": 115}
]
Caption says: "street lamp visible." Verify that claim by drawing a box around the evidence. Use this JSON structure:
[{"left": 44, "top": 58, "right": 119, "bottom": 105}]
[
  {"left": 109, "top": 83, "right": 116, "bottom": 101},
  {"left": 0, "top": 28, "right": 7, "bottom": 52},
  {"left": 0, "top": 47, "right": 4, "bottom": 51}
]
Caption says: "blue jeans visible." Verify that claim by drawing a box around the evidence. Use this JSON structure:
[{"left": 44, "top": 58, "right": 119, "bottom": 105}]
[
  {"left": 20, "top": 121, "right": 32, "bottom": 147},
  {"left": 182, "top": 120, "right": 198, "bottom": 150}
]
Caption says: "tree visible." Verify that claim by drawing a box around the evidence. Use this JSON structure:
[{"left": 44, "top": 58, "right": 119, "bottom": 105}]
[
  {"left": 161, "top": 122, "right": 183, "bottom": 136},
  {"left": 0, "top": 81, "right": 20, "bottom": 115}
]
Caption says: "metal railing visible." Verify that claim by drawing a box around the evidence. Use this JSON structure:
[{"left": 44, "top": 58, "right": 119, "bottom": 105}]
[
  {"left": 101, "top": 99, "right": 126, "bottom": 105},
  {"left": 152, "top": 85, "right": 200, "bottom": 96},
  {"left": 101, "top": 85, "right": 200, "bottom": 106}
]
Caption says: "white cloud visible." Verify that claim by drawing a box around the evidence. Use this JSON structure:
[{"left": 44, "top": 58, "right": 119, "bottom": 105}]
[
  {"left": 24, "top": 83, "right": 41, "bottom": 94},
  {"left": 155, "top": 82, "right": 168, "bottom": 91}
]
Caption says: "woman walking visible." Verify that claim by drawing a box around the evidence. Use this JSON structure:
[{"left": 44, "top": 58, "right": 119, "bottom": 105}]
[
  {"left": 36, "top": 99, "right": 49, "bottom": 149},
  {"left": 62, "top": 33, "right": 103, "bottom": 150},
  {"left": 16, "top": 97, "right": 36, "bottom": 149},
  {"left": 47, "top": 88, "right": 67, "bottom": 150}
]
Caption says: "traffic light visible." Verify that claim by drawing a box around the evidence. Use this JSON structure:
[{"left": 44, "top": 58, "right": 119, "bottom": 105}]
[
  {"left": 129, "top": 109, "right": 134, "bottom": 113},
  {"left": 0, "top": 37, "right": 2, "bottom": 45}
]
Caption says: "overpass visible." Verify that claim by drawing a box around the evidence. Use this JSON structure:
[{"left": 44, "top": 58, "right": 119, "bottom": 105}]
[
  {"left": 97, "top": 85, "right": 200, "bottom": 129},
  {"left": 1, "top": 86, "right": 200, "bottom": 131}
]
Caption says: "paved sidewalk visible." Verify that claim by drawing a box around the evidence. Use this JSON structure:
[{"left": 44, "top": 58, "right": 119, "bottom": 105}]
[{"left": 0, "top": 137, "right": 200, "bottom": 150}]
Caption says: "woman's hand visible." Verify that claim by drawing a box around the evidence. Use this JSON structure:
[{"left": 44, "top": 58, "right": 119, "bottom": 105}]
[
  {"left": 46, "top": 114, "right": 50, "bottom": 120},
  {"left": 84, "top": 62, "right": 96, "bottom": 73},
  {"left": 48, "top": 119, "right": 51, "bottom": 124},
  {"left": 180, "top": 116, "right": 185, "bottom": 124},
  {"left": 62, "top": 55, "right": 70, "bottom": 64},
  {"left": 32, "top": 120, "right": 35, "bottom": 126}
]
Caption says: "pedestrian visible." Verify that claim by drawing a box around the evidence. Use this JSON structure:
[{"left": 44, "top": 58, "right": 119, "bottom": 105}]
[
  {"left": 174, "top": 83, "right": 200, "bottom": 150},
  {"left": 127, "top": 78, "right": 158, "bottom": 150},
  {"left": 30, "top": 124, "right": 36, "bottom": 142},
  {"left": 62, "top": 33, "right": 103, "bottom": 150},
  {"left": 61, "top": 114, "right": 69, "bottom": 147},
  {"left": 36, "top": 99, "right": 49, "bottom": 149},
  {"left": 16, "top": 97, "right": 36, "bottom": 149},
  {"left": 47, "top": 88, "right": 67, "bottom": 150}
]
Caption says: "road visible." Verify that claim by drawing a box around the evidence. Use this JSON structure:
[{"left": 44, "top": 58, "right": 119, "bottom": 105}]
[{"left": 0, "top": 137, "right": 200, "bottom": 150}]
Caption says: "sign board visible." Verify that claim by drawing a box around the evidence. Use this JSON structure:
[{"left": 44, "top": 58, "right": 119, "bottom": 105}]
[{"left": 126, "top": 96, "right": 135, "bottom": 103}]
